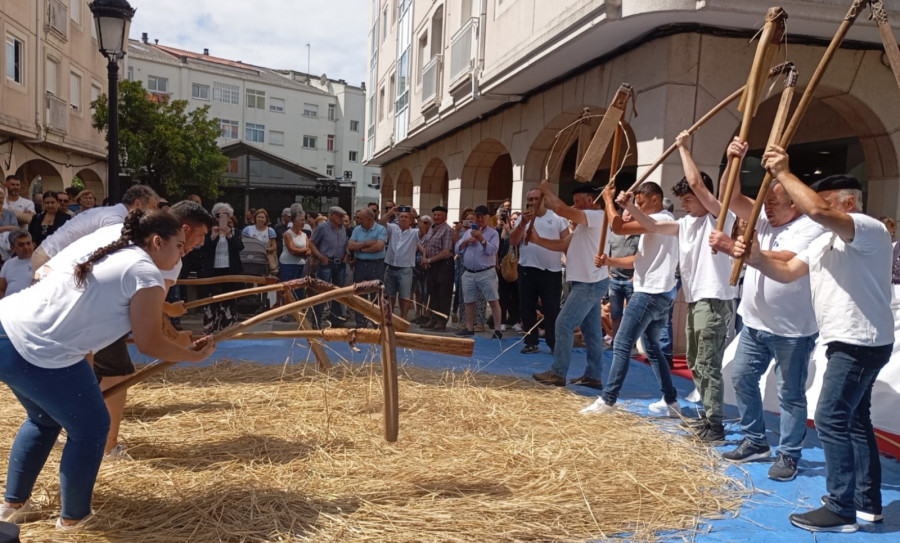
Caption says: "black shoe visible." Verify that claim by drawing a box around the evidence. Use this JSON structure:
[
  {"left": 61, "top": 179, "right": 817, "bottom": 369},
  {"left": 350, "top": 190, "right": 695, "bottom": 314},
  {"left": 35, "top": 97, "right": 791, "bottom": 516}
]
[
  {"left": 492, "top": 330, "right": 503, "bottom": 340},
  {"left": 697, "top": 422, "right": 725, "bottom": 443},
  {"left": 790, "top": 506, "right": 858, "bottom": 533},
  {"left": 722, "top": 438, "right": 771, "bottom": 463},
  {"left": 820, "top": 496, "right": 884, "bottom": 523},
  {"left": 768, "top": 452, "right": 798, "bottom": 481},
  {"left": 533, "top": 371, "right": 566, "bottom": 387},
  {"left": 568, "top": 375, "right": 603, "bottom": 390},
  {"left": 520, "top": 345, "right": 540, "bottom": 354},
  {"left": 454, "top": 328, "right": 475, "bottom": 337}
]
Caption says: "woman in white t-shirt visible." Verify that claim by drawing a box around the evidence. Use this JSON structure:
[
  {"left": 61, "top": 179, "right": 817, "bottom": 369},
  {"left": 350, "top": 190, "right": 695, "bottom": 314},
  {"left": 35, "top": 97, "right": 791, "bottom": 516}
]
[
  {"left": 0, "top": 210, "right": 216, "bottom": 530},
  {"left": 279, "top": 210, "right": 309, "bottom": 303},
  {"left": 242, "top": 209, "right": 277, "bottom": 254}
]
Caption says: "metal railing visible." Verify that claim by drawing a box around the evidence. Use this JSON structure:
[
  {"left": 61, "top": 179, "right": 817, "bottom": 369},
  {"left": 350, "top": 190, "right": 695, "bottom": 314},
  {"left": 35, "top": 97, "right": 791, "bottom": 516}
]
[
  {"left": 47, "top": 0, "right": 68, "bottom": 38},
  {"left": 46, "top": 92, "right": 67, "bottom": 133},
  {"left": 449, "top": 17, "right": 477, "bottom": 83},
  {"left": 421, "top": 54, "right": 442, "bottom": 107}
]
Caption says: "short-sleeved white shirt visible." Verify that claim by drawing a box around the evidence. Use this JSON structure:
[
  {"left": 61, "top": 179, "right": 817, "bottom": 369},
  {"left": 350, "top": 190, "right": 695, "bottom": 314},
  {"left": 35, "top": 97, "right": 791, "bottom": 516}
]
[
  {"left": 3, "top": 197, "right": 35, "bottom": 216},
  {"left": 678, "top": 212, "right": 739, "bottom": 303},
  {"left": 39, "top": 203, "right": 129, "bottom": 257},
  {"left": 384, "top": 223, "right": 419, "bottom": 268},
  {"left": 739, "top": 214, "right": 825, "bottom": 337},
  {"left": 0, "top": 245, "right": 166, "bottom": 368},
  {"left": 516, "top": 211, "right": 569, "bottom": 272},
  {"left": 797, "top": 213, "right": 894, "bottom": 346},
  {"left": 633, "top": 210, "right": 678, "bottom": 294},
  {"left": 242, "top": 225, "right": 275, "bottom": 243},
  {"left": 565, "top": 209, "right": 609, "bottom": 284},
  {"left": 0, "top": 257, "right": 33, "bottom": 296}
]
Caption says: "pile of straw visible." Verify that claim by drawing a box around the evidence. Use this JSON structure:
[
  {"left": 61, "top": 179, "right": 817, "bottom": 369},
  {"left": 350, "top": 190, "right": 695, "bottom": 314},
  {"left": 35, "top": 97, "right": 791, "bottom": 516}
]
[{"left": 1, "top": 354, "right": 746, "bottom": 542}]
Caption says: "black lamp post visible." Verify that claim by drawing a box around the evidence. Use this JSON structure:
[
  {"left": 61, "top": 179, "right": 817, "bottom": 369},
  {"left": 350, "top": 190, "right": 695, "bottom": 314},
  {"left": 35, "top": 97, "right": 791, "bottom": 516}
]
[{"left": 89, "top": 0, "right": 136, "bottom": 205}]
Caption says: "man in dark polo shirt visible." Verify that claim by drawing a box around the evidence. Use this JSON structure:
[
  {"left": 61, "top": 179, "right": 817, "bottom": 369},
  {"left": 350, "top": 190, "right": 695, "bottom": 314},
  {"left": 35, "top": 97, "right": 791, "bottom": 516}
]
[
  {"left": 309, "top": 206, "right": 349, "bottom": 328},
  {"left": 420, "top": 205, "right": 455, "bottom": 331}
]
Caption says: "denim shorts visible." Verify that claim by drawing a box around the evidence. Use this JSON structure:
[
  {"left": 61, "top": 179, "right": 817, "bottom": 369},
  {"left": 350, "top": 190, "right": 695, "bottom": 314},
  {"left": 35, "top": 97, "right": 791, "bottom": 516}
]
[{"left": 384, "top": 265, "right": 413, "bottom": 298}]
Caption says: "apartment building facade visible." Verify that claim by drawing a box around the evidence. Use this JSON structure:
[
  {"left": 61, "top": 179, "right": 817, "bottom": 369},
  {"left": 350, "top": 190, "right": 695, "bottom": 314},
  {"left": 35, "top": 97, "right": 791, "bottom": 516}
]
[
  {"left": 126, "top": 37, "right": 380, "bottom": 214},
  {"left": 365, "top": 0, "right": 900, "bottom": 221},
  {"left": 2, "top": 0, "right": 109, "bottom": 200}
]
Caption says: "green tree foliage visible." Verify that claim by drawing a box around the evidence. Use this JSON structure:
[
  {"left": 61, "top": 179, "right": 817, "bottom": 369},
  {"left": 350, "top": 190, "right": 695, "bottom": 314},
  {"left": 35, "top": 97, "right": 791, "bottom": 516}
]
[{"left": 92, "top": 79, "right": 228, "bottom": 201}]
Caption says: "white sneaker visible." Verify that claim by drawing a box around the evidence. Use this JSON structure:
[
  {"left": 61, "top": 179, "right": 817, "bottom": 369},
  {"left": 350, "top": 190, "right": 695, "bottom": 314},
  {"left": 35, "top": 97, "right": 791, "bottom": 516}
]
[
  {"left": 648, "top": 397, "right": 668, "bottom": 414},
  {"left": 580, "top": 398, "right": 616, "bottom": 415},
  {"left": 648, "top": 398, "right": 682, "bottom": 418},
  {"left": 686, "top": 388, "right": 701, "bottom": 403},
  {"left": 0, "top": 500, "right": 34, "bottom": 523},
  {"left": 103, "top": 444, "right": 132, "bottom": 462},
  {"left": 500, "top": 324, "right": 507, "bottom": 332},
  {"left": 513, "top": 323, "right": 523, "bottom": 333},
  {"left": 56, "top": 513, "right": 93, "bottom": 531}
]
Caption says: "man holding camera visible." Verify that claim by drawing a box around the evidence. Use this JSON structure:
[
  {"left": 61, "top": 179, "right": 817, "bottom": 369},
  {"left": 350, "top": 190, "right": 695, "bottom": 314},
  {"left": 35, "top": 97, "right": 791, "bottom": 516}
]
[
  {"left": 380, "top": 205, "right": 419, "bottom": 320},
  {"left": 454, "top": 205, "right": 503, "bottom": 339}
]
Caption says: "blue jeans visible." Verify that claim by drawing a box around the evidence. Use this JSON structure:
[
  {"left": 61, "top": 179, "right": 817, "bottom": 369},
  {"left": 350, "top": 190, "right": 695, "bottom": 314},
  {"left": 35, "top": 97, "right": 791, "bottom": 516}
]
[
  {"left": 731, "top": 327, "right": 817, "bottom": 459},
  {"left": 602, "top": 292, "right": 676, "bottom": 405},
  {"left": 279, "top": 262, "right": 306, "bottom": 301},
  {"left": 818, "top": 341, "right": 891, "bottom": 519},
  {"left": 548, "top": 279, "right": 608, "bottom": 380},
  {"left": 607, "top": 278, "right": 633, "bottom": 321},
  {"left": 0, "top": 330, "right": 109, "bottom": 520},
  {"left": 312, "top": 261, "right": 346, "bottom": 327},
  {"left": 657, "top": 281, "right": 679, "bottom": 363}
]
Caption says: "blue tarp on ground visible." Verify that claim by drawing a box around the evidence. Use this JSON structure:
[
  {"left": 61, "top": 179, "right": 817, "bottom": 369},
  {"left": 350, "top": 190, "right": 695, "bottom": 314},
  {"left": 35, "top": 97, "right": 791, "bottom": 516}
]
[{"left": 131, "top": 335, "right": 900, "bottom": 541}]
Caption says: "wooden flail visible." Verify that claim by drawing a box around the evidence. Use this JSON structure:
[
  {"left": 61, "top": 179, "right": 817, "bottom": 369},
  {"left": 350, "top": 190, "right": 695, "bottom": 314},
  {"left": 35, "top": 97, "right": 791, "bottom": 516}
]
[
  {"left": 715, "top": 7, "right": 788, "bottom": 251},
  {"left": 597, "top": 124, "right": 624, "bottom": 258}
]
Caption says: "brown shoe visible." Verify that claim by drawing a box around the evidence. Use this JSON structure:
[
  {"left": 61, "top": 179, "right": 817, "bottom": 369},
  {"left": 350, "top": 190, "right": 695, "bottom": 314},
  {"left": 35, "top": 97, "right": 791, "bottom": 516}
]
[
  {"left": 533, "top": 370, "right": 566, "bottom": 387},
  {"left": 569, "top": 375, "right": 603, "bottom": 390},
  {"left": 432, "top": 322, "right": 447, "bottom": 332}
]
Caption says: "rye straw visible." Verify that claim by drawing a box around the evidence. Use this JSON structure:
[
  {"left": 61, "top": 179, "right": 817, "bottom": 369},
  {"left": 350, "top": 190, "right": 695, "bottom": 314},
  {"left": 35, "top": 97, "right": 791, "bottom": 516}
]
[{"left": 0, "top": 353, "right": 746, "bottom": 542}]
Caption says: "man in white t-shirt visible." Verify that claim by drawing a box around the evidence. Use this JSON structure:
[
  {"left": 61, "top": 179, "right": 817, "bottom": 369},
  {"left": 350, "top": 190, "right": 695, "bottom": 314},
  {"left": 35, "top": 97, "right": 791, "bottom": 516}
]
[
  {"left": 3, "top": 175, "right": 36, "bottom": 225},
  {"left": 606, "top": 131, "right": 738, "bottom": 442},
  {"left": 32, "top": 184, "right": 160, "bottom": 271},
  {"left": 0, "top": 230, "right": 34, "bottom": 298},
  {"left": 709, "top": 138, "right": 825, "bottom": 482},
  {"left": 580, "top": 181, "right": 680, "bottom": 416},
  {"left": 735, "top": 147, "right": 893, "bottom": 534},
  {"left": 380, "top": 206, "right": 420, "bottom": 320},
  {"left": 529, "top": 181, "right": 608, "bottom": 388},
  {"left": 509, "top": 189, "right": 569, "bottom": 355}
]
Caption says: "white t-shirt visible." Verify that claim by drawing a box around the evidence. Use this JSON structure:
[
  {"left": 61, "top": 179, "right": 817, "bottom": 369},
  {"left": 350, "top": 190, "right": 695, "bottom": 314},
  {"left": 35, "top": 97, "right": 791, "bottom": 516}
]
[
  {"left": 279, "top": 229, "right": 308, "bottom": 265},
  {"left": 242, "top": 225, "right": 275, "bottom": 243},
  {"left": 41, "top": 224, "right": 182, "bottom": 282},
  {"left": 740, "top": 214, "right": 825, "bottom": 337},
  {"left": 797, "top": 213, "right": 894, "bottom": 346},
  {"left": 516, "top": 210, "right": 569, "bottom": 272},
  {"left": 633, "top": 210, "right": 678, "bottom": 294},
  {"left": 0, "top": 245, "right": 166, "bottom": 368},
  {"left": 3, "top": 196, "right": 35, "bottom": 216},
  {"left": 0, "top": 257, "right": 33, "bottom": 296},
  {"left": 565, "top": 209, "right": 609, "bottom": 284},
  {"left": 384, "top": 223, "right": 419, "bottom": 268},
  {"left": 678, "top": 212, "right": 739, "bottom": 303},
  {"left": 39, "top": 203, "right": 129, "bottom": 257}
]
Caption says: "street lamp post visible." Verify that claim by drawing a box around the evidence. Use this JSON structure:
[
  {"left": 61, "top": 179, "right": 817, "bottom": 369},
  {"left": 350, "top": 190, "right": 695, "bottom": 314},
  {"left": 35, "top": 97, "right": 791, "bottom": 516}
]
[{"left": 89, "top": 0, "right": 136, "bottom": 205}]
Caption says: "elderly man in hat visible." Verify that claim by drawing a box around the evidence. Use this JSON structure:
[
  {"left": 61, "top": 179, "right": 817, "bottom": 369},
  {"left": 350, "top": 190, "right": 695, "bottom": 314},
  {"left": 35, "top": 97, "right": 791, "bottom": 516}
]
[
  {"left": 454, "top": 205, "right": 503, "bottom": 339},
  {"left": 734, "top": 146, "right": 892, "bottom": 534},
  {"left": 420, "top": 205, "right": 455, "bottom": 331},
  {"left": 309, "top": 206, "right": 350, "bottom": 328},
  {"left": 529, "top": 181, "right": 609, "bottom": 388}
]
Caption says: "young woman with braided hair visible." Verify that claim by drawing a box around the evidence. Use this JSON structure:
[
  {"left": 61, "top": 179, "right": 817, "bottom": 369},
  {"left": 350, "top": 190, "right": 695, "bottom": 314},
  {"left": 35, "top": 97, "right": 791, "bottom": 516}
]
[{"left": 0, "top": 209, "right": 216, "bottom": 531}]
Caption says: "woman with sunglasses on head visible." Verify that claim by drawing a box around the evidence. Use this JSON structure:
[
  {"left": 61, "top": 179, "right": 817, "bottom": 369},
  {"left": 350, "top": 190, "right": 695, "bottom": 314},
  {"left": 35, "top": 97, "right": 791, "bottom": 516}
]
[{"left": 0, "top": 210, "right": 216, "bottom": 531}]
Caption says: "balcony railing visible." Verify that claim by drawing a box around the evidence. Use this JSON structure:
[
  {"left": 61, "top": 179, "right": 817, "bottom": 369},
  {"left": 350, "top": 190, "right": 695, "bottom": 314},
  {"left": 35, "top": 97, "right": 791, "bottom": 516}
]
[
  {"left": 449, "top": 17, "right": 477, "bottom": 84},
  {"left": 421, "top": 54, "right": 442, "bottom": 108},
  {"left": 46, "top": 92, "right": 67, "bottom": 133},
  {"left": 47, "top": 0, "right": 68, "bottom": 39}
]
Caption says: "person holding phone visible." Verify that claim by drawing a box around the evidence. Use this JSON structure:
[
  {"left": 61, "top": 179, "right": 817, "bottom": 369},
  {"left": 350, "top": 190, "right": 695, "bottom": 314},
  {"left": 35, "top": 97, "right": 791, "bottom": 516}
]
[
  {"left": 380, "top": 205, "right": 420, "bottom": 320},
  {"left": 199, "top": 203, "right": 244, "bottom": 334}
]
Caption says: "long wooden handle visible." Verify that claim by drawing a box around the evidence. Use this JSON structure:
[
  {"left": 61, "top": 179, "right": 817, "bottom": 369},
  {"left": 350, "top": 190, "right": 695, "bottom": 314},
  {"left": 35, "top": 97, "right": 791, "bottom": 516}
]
[
  {"left": 183, "top": 278, "right": 309, "bottom": 310},
  {"left": 715, "top": 10, "right": 786, "bottom": 239},
  {"left": 871, "top": 0, "right": 900, "bottom": 92},
  {"left": 177, "top": 275, "right": 278, "bottom": 287},
  {"left": 729, "top": 66, "right": 797, "bottom": 285},
  {"left": 522, "top": 194, "right": 543, "bottom": 247},
  {"left": 230, "top": 329, "right": 475, "bottom": 357},
  {"left": 626, "top": 62, "right": 791, "bottom": 194},
  {"left": 597, "top": 125, "right": 624, "bottom": 258}
]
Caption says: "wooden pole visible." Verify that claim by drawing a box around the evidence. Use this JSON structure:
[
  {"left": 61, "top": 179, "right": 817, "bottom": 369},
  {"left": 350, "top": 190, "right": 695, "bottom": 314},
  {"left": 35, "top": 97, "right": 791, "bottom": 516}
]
[
  {"left": 230, "top": 329, "right": 476, "bottom": 357},
  {"left": 597, "top": 124, "right": 624, "bottom": 258},
  {"left": 183, "top": 278, "right": 309, "bottom": 310},
  {"left": 715, "top": 7, "right": 787, "bottom": 245},
  {"left": 282, "top": 286, "right": 332, "bottom": 371},
  {"left": 306, "top": 278, "right": 411, "bottom": 332},
  {"left": 869, "top": 1, "right": 900, "bottom": 92},
  {"left": 378, "top": 291, "right": 400, "bottom": 442},
  {"left": 103, "top": 283, "right": 382, "bottom": 398},
  {"left": 623, "top": 62, "right": 791, "bottom": 194},
  {"left": 177, "top": 275, "right": 278, "bottom": 287},
  {"left": 729, "top": 65, "right": 797, "bottom": 285}
]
